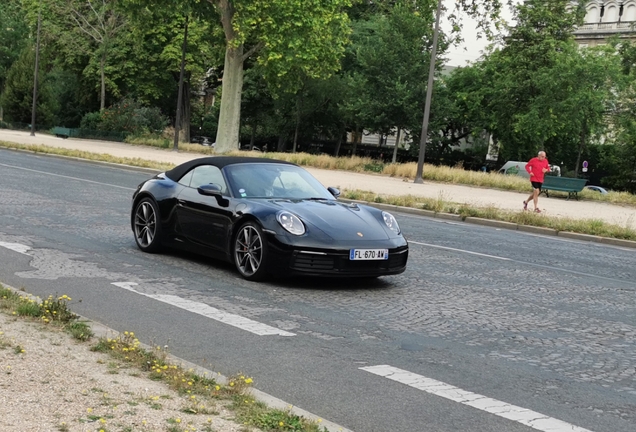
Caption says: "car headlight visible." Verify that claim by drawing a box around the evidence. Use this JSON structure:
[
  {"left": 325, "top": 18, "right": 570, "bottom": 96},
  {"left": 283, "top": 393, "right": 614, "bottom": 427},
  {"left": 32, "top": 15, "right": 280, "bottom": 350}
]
[
  {"left": 277, "top": 211, "right": 305, "bottom": 235},
  {"left": 382, "top": 211, "right": 400, "bottom": 235}
]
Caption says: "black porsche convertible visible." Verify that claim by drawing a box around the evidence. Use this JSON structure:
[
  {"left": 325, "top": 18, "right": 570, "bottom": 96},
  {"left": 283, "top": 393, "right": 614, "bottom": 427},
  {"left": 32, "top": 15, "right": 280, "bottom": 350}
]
[{"left": 131, "top": 156, "right": 408, "bottom": 281}]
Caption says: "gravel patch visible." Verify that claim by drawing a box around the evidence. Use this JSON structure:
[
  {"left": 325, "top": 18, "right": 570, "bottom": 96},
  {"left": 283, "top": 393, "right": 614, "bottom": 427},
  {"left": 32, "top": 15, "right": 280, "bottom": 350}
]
[{"left": 0, "top": 313, "right": 247, "bottom": 432}]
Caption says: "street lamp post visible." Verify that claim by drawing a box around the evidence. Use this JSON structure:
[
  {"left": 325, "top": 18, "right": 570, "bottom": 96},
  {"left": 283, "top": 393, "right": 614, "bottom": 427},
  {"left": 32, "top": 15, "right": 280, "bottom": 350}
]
[
  {"left": 30, "top": 9, "right": 42, "bottom": 137},
  {"left": 414, "top": 0, "right": 443, "bottom": 184},
  {"left": 173, "top": 15, "right": 189, "bottom": 151}
]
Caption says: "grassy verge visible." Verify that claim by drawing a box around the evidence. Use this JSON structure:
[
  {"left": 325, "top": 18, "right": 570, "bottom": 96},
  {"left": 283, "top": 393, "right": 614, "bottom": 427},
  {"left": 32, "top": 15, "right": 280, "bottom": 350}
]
[
  {"left": 1, "top": 139, "right": 635, "bottom": 241},
  {"left": 343, "top": 190, "right": 636, "bottom": 241},
  {"left": 0, "top": 288, "right": 93, "bottom": 340},
  {"left": 0, "top": 141, "right": 175, "bottom": 172},
  {"left": 0, "top": 284, "right": 328, "bottom": 432}
]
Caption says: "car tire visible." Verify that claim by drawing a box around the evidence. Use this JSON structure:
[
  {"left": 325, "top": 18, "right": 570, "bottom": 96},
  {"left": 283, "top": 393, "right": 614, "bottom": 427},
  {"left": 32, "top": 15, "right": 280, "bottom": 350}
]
[
  {"left": 133, "top": 198, "right": 162, "bottom": 253},
  {"left": 234, "top": 221, "right": 269, "bottom": 281}
]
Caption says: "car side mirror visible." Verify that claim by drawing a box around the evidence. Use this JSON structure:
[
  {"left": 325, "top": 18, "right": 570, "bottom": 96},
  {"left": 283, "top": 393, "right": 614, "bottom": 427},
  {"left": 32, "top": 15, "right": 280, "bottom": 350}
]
[
  {"left": 197, "top": 184, "right": 229, "bottom": 207},
  {"left": 328, "top": 187, "right": 340, "bottom": 198}
]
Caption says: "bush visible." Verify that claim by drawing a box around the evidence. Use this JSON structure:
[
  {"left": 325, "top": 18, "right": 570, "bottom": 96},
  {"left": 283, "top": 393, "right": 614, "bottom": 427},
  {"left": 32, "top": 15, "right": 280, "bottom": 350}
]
[
  {"left": 80, "top": 112, "right": 102, "bottom": 130},
  {"left": 100, "top": 99, "right": 169, "bottom": 135},
  {"left": 79, "top": 99, "right": 169, "bottom": 136}
]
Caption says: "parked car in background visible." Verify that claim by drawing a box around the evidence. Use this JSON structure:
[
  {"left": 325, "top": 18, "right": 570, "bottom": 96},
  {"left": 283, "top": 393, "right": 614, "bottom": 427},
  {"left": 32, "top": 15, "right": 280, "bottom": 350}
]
[
  {"left": 498, "top": 161, "right": 561, "bottom": 178},
  {"left": 585, "top": 185, "right": 609, "bottom": 194},
  {"left": 191, "top": 136, "right": 214, "bottom": 147},
  {"left": 240, "top": 144, "right": 262, "bottom": 152},
  {"left": 498, "top": 161, "right": 529, "bottom": 178}
]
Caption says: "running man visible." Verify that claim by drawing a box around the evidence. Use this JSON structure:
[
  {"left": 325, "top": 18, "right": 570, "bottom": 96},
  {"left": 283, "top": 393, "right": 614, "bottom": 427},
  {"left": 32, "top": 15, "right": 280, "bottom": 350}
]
[{"left": 523, "top": 151, "right": 550, "bottom": 213}]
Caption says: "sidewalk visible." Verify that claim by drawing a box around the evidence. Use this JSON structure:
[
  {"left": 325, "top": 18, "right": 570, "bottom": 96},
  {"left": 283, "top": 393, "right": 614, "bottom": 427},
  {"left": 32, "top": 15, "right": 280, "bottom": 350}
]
[{"left": 2, "top": 129, "right": 635, "bottom": 229}]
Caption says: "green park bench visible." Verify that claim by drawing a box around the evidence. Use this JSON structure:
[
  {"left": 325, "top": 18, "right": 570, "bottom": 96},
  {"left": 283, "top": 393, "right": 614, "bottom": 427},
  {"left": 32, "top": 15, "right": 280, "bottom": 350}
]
[
  {"left": 51, "top": 126, "right": 71, "bottom": 139},
  {"left": 541, "top": 176, "right": 588, "bottom": 201}
]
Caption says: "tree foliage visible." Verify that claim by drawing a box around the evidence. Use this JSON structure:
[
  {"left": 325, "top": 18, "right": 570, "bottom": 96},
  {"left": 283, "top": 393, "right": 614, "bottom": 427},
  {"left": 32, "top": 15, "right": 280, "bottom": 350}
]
[
  {"left": 345, "top": 0, "right": 436, "bottom": 136},
  {"left": 1, "top": 47, "right": 54, "bottom": 127},
  {"left": 26, "top": 0, "right": 129, "bottom": 110},
  {"left": 0, "top": 0, "right": 30, "bottom": 118}
]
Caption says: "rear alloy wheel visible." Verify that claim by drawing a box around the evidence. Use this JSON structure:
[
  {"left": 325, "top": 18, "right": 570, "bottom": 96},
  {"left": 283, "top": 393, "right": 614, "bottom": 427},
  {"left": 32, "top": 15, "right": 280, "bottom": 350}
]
[
  {"left": 234, "top": 222, "right": 269, "bottom": 281},
  {"left": 133, "top": 198, "right": 162, "bottom": 253}
]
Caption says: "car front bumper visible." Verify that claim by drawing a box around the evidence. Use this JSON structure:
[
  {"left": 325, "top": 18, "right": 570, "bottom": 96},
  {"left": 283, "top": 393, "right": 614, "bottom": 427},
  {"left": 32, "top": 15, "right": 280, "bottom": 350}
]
[{"left": 266, "top": 235, "right": 408, "bottom": 277}]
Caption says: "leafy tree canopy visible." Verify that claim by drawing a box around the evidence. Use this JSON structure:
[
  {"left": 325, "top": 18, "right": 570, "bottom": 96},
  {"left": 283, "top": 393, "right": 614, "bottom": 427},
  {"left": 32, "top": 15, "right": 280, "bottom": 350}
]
[{"left": 0, "top": 0, "right": 30, "bottom": 95}]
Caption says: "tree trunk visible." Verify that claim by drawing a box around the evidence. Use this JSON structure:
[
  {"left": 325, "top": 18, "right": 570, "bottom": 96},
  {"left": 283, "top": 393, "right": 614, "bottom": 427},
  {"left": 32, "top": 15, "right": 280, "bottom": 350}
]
[
  {"left": 574, "top": 125, "right": 586, "bottom": 177},
  {"left": 352, "top": 126, "right": 359, "bottom": 157},
  {"left": 0, "top": 86, "right": 4, "bottom": 120},
  {"left": 333, "top": 124, "right": 344, "bottom": 157},
  {"left": 214, "top": 43, "right": 244, "bottom": 153},
  {"left": 392, "top": 127, "right": 401, "bottom": 163},
  {"left": 277, "top": 134, "right": 287, "bottom": 152},
  {"left": 249, "top": 121, "right": 256, "bottom": 149},
  {"left": 100, "top": 51, "right": 106, "bottom": 111},
  {"left": 179, "top": 79, "right": 191, "bottom": 143},
  {"left": 292, "top": 98, "right": 301, "bottom": 153}
]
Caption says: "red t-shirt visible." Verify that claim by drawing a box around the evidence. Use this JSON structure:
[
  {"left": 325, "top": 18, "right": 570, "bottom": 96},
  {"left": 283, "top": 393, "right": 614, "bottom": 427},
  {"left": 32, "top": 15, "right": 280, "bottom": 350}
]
[{"left": 525, "top": 157, "right": 550, "bottom": 183}]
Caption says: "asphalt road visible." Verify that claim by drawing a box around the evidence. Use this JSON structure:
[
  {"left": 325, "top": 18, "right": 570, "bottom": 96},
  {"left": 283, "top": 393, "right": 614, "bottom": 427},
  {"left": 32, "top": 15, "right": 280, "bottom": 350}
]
[{"left": 1, "top": 149, "right": 635, "bottom": 432}]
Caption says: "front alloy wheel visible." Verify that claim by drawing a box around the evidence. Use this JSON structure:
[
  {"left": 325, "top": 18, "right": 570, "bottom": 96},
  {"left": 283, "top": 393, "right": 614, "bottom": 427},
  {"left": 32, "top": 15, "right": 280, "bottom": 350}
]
[
  {"left": 134, "top": 198, "right": 162, "bottom": 252},
  {"left": 234, "top": 222, "right": 268, "bottom": 281}
]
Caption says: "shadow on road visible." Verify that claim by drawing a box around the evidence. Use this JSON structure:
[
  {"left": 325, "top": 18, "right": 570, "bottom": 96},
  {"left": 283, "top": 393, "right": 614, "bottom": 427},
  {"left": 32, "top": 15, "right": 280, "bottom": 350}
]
[{"left": 273, "top": 275, "right": 395, "bottom": 291}]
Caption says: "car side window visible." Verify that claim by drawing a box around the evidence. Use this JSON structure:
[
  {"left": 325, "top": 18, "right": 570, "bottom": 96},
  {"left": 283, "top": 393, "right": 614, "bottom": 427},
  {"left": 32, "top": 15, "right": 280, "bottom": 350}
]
[
  {"left": 189, "top": 165, "right": 228, "bottom": 194},
  {"left": 177, "top": 170, "right": 194, "bottom": 187}
]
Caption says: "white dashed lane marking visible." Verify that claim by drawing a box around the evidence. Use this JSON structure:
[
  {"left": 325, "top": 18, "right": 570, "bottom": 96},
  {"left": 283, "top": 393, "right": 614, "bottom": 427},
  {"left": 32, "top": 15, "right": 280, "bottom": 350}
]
[
  {"left": 360, "top": 365, "right": 595, "bottom": 432},
  {"left": 0, "top": 162, "right": 135, "bottom": 190},
  {"left": 409, "top": 241, "right": 511, "bottom": 261},
  {"left": 111, "top": 282, "right": 295, "bottom": 337}
]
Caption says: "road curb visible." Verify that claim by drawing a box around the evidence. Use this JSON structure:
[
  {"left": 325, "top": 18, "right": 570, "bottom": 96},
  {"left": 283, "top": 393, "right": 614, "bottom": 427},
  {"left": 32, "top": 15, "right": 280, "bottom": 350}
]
[
  {"left": 517, "top": 225, "right": 559, "bottom": 236},
  {"left": 557, "top": 231, "right": 604, "bottom": 243},
  {"left": 598, "top": 236, "right": 636, "bottom": 248},
  {"left": 464, "top": 217, "right": 519, "bottom": 230},
  {"left": 1, "top": 283, "right": 354, "bottom": 432},
  {"left": 435, "top": 212, "right": 463, "bottom": 221}
]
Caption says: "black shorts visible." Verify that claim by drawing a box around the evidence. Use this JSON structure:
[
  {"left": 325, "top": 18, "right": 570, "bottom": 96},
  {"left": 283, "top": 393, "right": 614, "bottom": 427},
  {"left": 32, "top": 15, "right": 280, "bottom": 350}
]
[{"left": 531, "top": 181, "right": 543, "bottom": 190}]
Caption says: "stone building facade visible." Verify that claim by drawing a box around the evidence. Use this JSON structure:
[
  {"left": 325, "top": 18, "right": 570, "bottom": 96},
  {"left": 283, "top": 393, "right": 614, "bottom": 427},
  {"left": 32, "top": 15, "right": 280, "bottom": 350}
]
[{"left": 574, "top": 1, "right": 636, "bottom": 46}]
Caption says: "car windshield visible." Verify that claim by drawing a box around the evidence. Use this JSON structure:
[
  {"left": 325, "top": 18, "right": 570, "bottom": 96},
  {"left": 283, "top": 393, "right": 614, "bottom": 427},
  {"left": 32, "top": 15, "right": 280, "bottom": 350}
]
[{"left": 224, "top": 163, "right": 334, "bottom": 200}]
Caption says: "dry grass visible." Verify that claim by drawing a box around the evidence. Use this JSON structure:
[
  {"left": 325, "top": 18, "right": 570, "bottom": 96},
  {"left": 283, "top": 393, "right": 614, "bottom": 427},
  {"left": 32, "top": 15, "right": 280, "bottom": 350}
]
[{"left": 0, "top": 141, "right": 174, "bottom": 172}]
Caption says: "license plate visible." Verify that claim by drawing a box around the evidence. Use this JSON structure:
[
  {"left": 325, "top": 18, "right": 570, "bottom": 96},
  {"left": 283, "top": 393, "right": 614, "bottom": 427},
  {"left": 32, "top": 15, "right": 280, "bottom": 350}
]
[{"left": 349, "top": 248, "right": 389, "bottom": 260}]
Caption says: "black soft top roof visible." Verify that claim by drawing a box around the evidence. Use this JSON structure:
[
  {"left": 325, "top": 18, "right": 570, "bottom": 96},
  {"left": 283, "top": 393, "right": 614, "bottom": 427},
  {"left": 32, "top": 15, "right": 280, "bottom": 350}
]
[{"left": 164, "top": 156, "right": 297, "bottom": 181}]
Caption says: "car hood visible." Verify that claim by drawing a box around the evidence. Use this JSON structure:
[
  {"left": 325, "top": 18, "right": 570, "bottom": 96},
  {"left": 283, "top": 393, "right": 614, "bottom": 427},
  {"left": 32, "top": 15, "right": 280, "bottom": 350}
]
[{"left": 264, "top": 199, "right": 391, "bottom": 241}]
